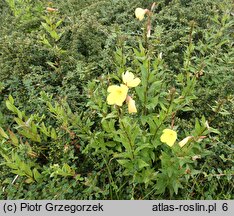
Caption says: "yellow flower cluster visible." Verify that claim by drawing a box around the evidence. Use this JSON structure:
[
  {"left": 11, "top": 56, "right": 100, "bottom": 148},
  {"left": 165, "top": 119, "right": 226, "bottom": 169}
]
[{"left": 107, "top": 71, "right": 140, "bottom": 113}]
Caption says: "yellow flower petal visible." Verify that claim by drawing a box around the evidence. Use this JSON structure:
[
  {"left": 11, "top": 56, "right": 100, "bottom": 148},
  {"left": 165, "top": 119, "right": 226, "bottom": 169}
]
[
  {"left": 107, "top": 84, "right": 128, "bottom": 106},
  {"left": 135, "top": 8, "right": 146, "bottom": 21},
  {"left": 127, "top": 78, "right": 141, "bottom": 87},
  {"left": 122, "top": 71, "right": 134, "bottom": 84},
  {"left": 107, "top": 85, "right": 119, "bottom": 93},
  {"left": 127, "top": 96, "right": 137, "bottom": 113},
  {"left": 160, "top": 129, "right": 177, "bottom": 147},
  {"left": 122, "top": 71, "right": 141, "bottom": 88},
  {"left": 107, "top": 93, "right": 116, "bottom": 105}
]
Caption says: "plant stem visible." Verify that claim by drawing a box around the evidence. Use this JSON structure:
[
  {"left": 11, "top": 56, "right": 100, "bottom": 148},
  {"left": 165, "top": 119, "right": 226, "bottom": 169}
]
[
  {"left": 101, "top": 154, "right": 119, "bottom": 200},
  {"left": 184, "top": 21, "right": 195, "bottom": 75},
  {"left": 131, "top": 172, "right": 137, "bottom": 200},
  {"left": 143, "top": 58, "right": 151, "bottom": 115},
  {"left": 117, "top": 107, "right": 135, "bottom": 160},
  {"left": 196, "top": 99, "right": 226, "bottom": 139},
  {"left": 152, "top": 90, "right": 175, "bottom": 141}
]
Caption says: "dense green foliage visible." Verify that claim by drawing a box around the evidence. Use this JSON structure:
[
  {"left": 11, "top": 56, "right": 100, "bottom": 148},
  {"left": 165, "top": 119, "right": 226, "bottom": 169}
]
[{"left": 0, "top": 0, "right": 233, "bottom": 199}]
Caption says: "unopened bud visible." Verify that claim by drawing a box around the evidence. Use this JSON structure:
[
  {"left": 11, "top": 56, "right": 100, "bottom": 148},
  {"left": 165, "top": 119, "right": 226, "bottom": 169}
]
[
  {"left": 46, "top": 7, "right": 58, "bottom": 12},
  {"left": 126, "top": 96, "right": 137, "bottom": 113},
  {"left": 178, "top": 136, "right": 193, "bottom": 148}
]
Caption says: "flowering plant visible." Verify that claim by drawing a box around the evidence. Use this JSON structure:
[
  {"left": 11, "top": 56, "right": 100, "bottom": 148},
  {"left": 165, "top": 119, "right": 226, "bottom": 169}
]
[{"left": 107, "top": 71, "right": 140, "bottom": 113}]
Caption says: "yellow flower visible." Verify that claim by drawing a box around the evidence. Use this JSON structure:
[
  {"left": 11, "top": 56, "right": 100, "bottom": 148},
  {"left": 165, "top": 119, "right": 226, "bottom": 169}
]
[
  {"left": 160, "top": 129, "right": 177, "bottom": 147},
  {"left": 122, "top": 71, "right": 141, "bottom": 88},
  {"left": 126, "top": 96, "right": 137, "bottom": 113},
  {"left": 107, "top": 84, "right": 128, "bottom": 106},
  {"left": 178, "top": 136, "right": 193, "bottom": 148},
  {"left": 135, "top": 8, "right": 146, "bottom": 21}
]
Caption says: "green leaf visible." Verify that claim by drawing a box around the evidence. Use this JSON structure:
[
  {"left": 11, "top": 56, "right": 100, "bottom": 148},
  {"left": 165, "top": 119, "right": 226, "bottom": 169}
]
[
  {"left": 146, "top": 96, "right": 159, "bottom": 109},
  {"left": 114, "top": 133, "right": 132, "bottom": 154},
  {"left": 51, "top": 128, "right": 57, "bottom": 139},
  {"left": 117, "top": 159, "right": 131, "bottom": 168},
  {"left": 63, "top": 163, "right": 71, "bottom": 173},
  {"left": 0, "top": 127, "right": 9, "bottom": 139},
  {"left": 8, "top": 130, "right": 19, "bottom": 146},
  {"left": 22, "top": 163, "right": 33, "bottom": 177},
  {"left": 208, "top": 127, "right": 221, "bottom": 135},
  {"left": 159, "top": 102, "right": 167, "bottom": 111},
  {"left": 40, "top": 122, "right": 49, "bottom": 136},
  {"left": 135, "top": 143, "right": 152, "bottom": 154},
  {"left": 135, "top": 86, "right": 144, "bottom": 103},
  {"left": 41, "top": 22, "right": 51, "bottom": 33},
  {"left": 181, "top": 106, "right": 193, "bottom": 112},
  {"left": 195, "top": 118, "right": 201, "bottom": 132},
  {"left": 25, "top": 178, "right": 34, "bottom": 184},
  {"left": 137, "top": 159, "right": 149, "bottom": 170},
  {"left": 11, "top": 169, "right": 25, "bottom": 176},
  {"left": 105, "top": 141, "right": 116, "bottom": 147},
  {"left": 6, "top": 163, "right": 18, "bottom": 170},
  {"left": 172, "top": 180, "right": 183, "bottom": 195},
  {"left": 42, "top": 16, "right": 52, "bottom": 25},
  {"left": 9, "top": 95, "right": 14, "bottom": 104},
  {"left": 33, "top": 168, "right": 42, "bottom": 182},
  {"left": 14, "top": 117, "right": 24, "bottom": 127},
  {"left": 17, "top": 109, "right": 23, "bottom": 119},
  {"left": 50, "top": 31, "right": 60, "bottom": 41},
  {"left": 62, "top": 163, "right": 75, "bottom": 176},
  {"left": 6, "top": 100, "right": 18, "bottom": 113},
  {"left": 41, "top": 35, "right": 52, "bottom": 47},
  {"left": 148, "top": 81, "right": 162, "bottom": 94},
  {"left": 55, "top": 19, "right": 63, "bottom": 28}
]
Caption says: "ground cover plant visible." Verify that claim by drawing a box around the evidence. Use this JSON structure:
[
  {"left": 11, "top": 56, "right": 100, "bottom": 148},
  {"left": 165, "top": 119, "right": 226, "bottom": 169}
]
[{"left": 0, "top": 0, "right": 233, "bottom": 199}]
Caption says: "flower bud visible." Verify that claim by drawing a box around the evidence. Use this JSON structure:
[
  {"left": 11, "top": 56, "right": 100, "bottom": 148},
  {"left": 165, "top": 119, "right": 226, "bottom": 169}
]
[
  {"left": 46, "top": 7, "right": 58, "bottom": 12},
  {"left": 135, "top": 8, "right": 147, "bottom": 21},
  {"left": 126, "top": 96, "right": 137, "bottom": 113},
  {"left": 178, "top": 136, "right": 193, "bottom": 148}
]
